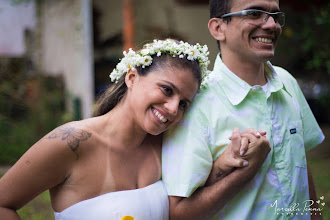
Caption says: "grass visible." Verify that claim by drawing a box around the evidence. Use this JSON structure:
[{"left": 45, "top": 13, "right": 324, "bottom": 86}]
[
  {"left": 307, "top": 157, "right": 330, "bottom": 219},
  {"left": 17, "top": 191, "right": 54, "bottom": 220}
]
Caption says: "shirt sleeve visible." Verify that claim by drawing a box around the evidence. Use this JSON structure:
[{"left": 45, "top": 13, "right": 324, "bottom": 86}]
[
  {"left": 275, "top": 66, "right": 325, "bottom": 151},
  {"left": 162, "top": 103, "right": 213, "bottom": 198},
  {"left": 292, "top": 80, "right": 325, "bottom": 151}
]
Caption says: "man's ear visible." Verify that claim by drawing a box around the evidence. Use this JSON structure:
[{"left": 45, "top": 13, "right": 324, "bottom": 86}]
[
  {"left": 125, "top": 68, "right": 138, "bottom": 88},
  {"left": 208, "top": 18, "right": 226, "bottom": 42}
]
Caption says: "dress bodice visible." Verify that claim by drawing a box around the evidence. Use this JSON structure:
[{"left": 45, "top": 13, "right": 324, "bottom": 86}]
[{"left": 54, "top": 180, "right": 169, "bottom": 220}]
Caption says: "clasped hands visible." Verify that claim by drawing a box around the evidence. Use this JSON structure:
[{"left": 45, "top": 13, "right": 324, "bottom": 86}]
[{"left": 207, "top": 128, "right": 271, "bottom": 184}]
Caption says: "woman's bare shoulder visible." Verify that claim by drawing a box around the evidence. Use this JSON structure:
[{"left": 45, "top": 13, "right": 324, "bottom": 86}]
[
  {"left": 0, "top": 120, "right": 97, "bottom": 210},
  {"left": 41, "top": 120, "right": 96, "bottom": 159}
]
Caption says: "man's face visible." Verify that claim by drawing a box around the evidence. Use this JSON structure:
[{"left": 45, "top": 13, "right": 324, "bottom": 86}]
[{"left": 223, "top": 0, "right": 282, "bottom": 63}]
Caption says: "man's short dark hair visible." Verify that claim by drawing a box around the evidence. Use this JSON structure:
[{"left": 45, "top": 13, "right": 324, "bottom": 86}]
[
  {"left": 209, "top": 0, "right": 232, "bottom": 19},
  {"left": 209, "top": 0, "right": 233, "bottom": 50}
]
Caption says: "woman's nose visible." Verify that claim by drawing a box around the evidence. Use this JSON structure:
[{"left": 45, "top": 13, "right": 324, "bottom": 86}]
[{"left": 164, "top": 99, "right": 178, "bottom": 117}]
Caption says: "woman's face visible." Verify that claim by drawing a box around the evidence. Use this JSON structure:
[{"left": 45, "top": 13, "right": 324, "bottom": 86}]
[{"left": 127, "top": 67, "right": 199, "bottom": 135}]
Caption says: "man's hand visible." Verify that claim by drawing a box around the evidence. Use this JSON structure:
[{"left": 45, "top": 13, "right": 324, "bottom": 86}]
[
  {"left": 216, "top": 128, "right": 268, "bottom": 173},
  {"left": 215, "top": 128, "right": 248, "bottom": 174},
  {"left": 238, "top": 131, "right": 271, "bottom": 172},
  {"left": 206, "top": 128, "right": 268, "bottom": 186},
  {"left": 231, "top": 128, "right": 267, "bottom": 156}
]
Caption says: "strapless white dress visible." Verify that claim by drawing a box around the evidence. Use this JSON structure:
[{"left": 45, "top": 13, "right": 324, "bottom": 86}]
[{"left": 54, "top": 180, "right": 169, "bottom": 220}]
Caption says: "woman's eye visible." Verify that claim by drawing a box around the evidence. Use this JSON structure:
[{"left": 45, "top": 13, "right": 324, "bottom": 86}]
[
  {"left": 179, "top": 100, "right": 188, "bottom": 110},
  {"left": 161, "top": 86, "right": 173, "bottom": 96},
  {"left": 248, "top": 11, "right": 262, "bottom": 18}
]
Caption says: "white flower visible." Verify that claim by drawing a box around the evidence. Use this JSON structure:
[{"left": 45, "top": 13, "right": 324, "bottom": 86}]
[
  {"left": 109, "top": 69, "right": 121, "bottom": 83},
  {"left": 140, "top": 49, "right": 150, "bottom": 55},
  {"left": 109, "top": 39, "right": 211, "bottom": 88},
  {"left": 141, "top": 55, "right": 152, "bottom": 66}
]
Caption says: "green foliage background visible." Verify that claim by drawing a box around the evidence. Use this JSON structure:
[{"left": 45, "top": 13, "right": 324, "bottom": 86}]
[
  {"left": 299, "top": 3, "right": 330, "bottom": 75},
  {"left": 0, "top": 58, "right": 70, "bottom": 164}
]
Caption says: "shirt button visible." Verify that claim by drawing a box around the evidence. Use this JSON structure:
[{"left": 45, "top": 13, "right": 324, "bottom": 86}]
[{"left": 276, "top": 164, "right": 283, "bottom": 169}]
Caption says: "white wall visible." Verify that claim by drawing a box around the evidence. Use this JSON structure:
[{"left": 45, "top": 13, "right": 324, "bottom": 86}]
[
  {"left": 0, "top": 0, "right": 36, "bottom": 56},
  {"left": 40, "top": 0, "right": 93, "bottom": 119}
]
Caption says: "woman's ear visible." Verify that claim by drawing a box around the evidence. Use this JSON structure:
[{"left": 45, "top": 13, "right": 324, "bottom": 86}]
[
  {"left": 208, "top": 18, "right": 226, "bottom": 42},
  {"left": 125, "top": 68, "right": 138, "bottom": 89}
]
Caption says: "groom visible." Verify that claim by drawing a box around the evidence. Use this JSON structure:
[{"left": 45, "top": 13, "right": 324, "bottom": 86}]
[{"left": 162, "top": 0, "right": 324, "bottom": 219}]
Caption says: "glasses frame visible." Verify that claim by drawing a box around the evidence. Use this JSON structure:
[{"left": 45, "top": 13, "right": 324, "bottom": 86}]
[{"left": 220, "top": 9, "right": 285, "bottom": 27}]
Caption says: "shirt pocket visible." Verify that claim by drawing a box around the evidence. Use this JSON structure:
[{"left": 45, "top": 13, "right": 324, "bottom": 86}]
[{"left": 286, "top": 120, "right": 306, "bottom": 168}]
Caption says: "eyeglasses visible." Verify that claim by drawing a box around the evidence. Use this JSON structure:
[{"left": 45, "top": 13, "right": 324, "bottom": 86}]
[{"left": 220, "top": 9, "right": 285, "bottom": 27}]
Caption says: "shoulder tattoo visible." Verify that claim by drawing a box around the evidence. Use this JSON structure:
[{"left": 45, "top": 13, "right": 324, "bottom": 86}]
[{"left": 46, "top": 124, "right": 92, "bottom": 159}]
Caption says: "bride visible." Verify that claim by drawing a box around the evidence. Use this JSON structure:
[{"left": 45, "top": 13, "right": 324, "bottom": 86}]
[
  {"left": 0, "top": 39, "right": 268, "bottom": 220},
  {"left": 0, "top": 39, "right": 208, "bottom": 219}
]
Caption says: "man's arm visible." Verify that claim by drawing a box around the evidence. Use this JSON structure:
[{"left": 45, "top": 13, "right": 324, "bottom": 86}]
[{"left": 169, "top": 131, "right": 270, "bottom": 220}]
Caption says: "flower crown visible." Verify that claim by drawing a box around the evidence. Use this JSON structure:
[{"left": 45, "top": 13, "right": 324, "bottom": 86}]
[{"left": 109, "top": 39, "right": 210, "bottom": 88}]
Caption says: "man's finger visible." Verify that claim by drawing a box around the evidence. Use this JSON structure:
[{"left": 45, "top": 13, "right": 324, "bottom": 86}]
[
  {"left": 231, "top": 128, "right": 241, "bottom": 155},
  {"left": 229, "top": 158, "right": 249, "bottom": 168},
  {"left": 239, "top": 132, "right": 255, "bottom": 139},
  {"left": 240, "top": 137, "right": 249, "bottom": 155},
  {"left": 241, "top": 128, "right": 267, "bottom": 138}
]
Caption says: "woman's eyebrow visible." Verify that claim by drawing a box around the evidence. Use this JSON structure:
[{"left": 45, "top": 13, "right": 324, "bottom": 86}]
[{"left": 161, "top": 80, "right": 179, "bottom": 92}]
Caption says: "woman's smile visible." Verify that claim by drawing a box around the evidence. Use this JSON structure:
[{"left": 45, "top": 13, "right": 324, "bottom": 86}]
[{"left": 151, "top": 107, "right": 168, "bottom": 124}]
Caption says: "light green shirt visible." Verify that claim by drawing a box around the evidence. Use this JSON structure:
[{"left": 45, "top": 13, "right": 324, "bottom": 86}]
[{"left": 162, "top": 54, "right": 325, "bottom": 220}]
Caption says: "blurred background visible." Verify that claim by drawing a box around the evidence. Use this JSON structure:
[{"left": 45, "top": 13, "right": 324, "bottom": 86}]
[{"left": 0, "top": 0, "right": 329, "bottom": 219}]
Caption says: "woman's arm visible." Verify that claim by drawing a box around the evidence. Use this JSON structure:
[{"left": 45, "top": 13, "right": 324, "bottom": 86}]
[
  {"left": 205, "top": 128, "right": 246, "bottom": 185},
  {"left": 169, "top": 132, "right": 270, "bottom": 220},
  {"left": 0, "top": 123, "right": 83, "bottom": 219},
  {"left": 0, "top": 207, "right": 20, "bottom": 220}
]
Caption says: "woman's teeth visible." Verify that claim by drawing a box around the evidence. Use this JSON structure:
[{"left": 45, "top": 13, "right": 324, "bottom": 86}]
[{"left": 152, "top": 108, "right": 168, "bottom": 123}]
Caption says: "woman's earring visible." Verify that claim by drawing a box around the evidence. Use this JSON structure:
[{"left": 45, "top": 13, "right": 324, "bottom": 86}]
[{"left": 127, "top": 84, "right": 131, "bottom": 88}]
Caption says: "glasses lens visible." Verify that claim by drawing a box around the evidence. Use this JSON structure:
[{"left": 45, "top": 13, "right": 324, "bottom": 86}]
[
  {"left": 277, "top": 13, "right": 285, "bottom": 27},
  {"left": 268, "top": 12, "right": 285, "bottom": 27},
  {"left": 246, "top": 10, "right": 263, "bottom": 19}
]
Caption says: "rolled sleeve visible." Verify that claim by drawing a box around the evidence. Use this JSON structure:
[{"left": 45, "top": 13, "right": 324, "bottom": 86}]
[
  {"left": 294, "top": 82, "right": 325, "bottom": 151},
  {"left": 162, "top": 106, "right": 213, "bottom": 197},
  {"left": 275, "top": 66, "right": 325, "bottom": 151}
]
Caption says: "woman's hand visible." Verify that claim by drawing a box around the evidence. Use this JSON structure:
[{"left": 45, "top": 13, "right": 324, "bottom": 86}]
[
  {"left": 205, "top": 128, "right": 268, "bottom": 186},
  {"left": 229, "top": 128, "right": 266, "bottom": 156},
  {"left": 238, "top": 131, "right": 271, "bottom": 171}
]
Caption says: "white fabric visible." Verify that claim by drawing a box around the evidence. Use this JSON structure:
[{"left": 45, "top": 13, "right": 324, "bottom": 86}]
[{"left": 54, "top": 180, "right": 169, "bottom": 220}]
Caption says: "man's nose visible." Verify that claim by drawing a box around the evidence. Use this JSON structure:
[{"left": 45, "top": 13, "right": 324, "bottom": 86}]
[{"left": 263, "top": 15, "right": 278, "bottom": 29}]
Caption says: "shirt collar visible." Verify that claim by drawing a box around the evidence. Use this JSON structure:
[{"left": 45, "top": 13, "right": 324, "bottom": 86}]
[{"left": 213, "top": 53, "right": 290, "bottom": 105}]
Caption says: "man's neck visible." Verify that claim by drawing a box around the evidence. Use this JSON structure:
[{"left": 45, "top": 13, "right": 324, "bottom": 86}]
[{"left": 221, "top": 53, "right": 268, "bottom": 86}]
